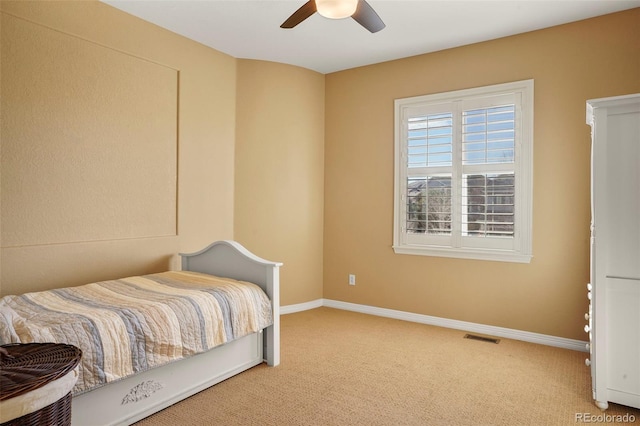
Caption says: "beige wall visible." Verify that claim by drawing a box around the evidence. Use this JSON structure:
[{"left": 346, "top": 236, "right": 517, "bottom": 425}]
[
  {"left": 323, "top": 9, "right": 640, "bottom": 340},
  {"left": 235, "top": 60, "right": 325, "bottom": 306},
  {"left": 1, "top": 0, "right": 237, "bottom": 295},
  {"left": 0, "top": 2, "right": 325, "bottom": 305}
]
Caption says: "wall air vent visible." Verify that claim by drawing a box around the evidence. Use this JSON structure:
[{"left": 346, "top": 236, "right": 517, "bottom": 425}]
[{"left": 463, "top": 334, "right": 500, "bottom": 344}]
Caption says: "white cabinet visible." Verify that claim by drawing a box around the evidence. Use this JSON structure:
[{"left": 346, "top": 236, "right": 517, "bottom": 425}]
[{"left": 586, "top": 93, "right": 640, "bottom": 410}]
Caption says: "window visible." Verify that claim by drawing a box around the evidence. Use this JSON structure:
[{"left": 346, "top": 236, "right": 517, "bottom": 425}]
[{"left": 393, "top": 80, "right": 533, "bottom": 263}]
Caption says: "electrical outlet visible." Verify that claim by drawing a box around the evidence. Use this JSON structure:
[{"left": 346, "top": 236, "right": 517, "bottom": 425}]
[{"left": 348, "top": 274, "right": 356, "bottom": 286}]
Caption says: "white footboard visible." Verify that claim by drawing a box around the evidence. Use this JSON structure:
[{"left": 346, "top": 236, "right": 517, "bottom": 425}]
[{"left": 71, "top": 241, "right": 281, "bottom": 426}]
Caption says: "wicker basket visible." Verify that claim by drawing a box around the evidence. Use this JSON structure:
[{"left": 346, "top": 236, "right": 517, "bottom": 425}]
[{"left": 0, "top": 343, "right": 82, "bottom": 426}]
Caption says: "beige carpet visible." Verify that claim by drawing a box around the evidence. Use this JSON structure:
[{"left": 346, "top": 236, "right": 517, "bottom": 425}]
[{"left": 135, "top": 307, "right": 640, "bottom": 425}]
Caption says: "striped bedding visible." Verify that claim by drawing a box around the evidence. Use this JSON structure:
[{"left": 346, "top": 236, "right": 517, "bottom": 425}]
[{"left": 0, "top": 271, "right": 273, "bottom": 395}]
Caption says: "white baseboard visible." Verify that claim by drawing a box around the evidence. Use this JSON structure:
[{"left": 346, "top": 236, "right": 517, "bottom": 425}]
[
  {"left": 281, "top": 298, "right": 588, "bottom": 353},
  {"left": 280, "top": 299, "right": 324, "bottom": 315}
]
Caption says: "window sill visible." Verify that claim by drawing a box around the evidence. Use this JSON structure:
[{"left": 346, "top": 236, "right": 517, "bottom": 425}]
[{"left": 392, "top": 245, "right": 532, "bottom": 264}]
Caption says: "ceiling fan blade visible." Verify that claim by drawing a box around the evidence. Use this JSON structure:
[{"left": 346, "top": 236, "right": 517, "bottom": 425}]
[
  {"left": 352, "top": 0, "right": 385, "bottom": 33},
  {"left": 281, "top": 0, "right": 317, "bottom": 29}
]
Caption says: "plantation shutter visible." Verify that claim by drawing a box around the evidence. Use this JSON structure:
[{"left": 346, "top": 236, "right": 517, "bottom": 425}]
[
  {"left": 394, "top": 80, "right": 533, "bottom": 262},
  {"left": 400, "top": 93, "right": 520, "bottom": 250}
]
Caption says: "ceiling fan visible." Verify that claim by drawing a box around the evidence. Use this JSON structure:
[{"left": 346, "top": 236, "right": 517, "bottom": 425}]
[{"left": 281, "top": 0, "right": 385, "bottom": 33}]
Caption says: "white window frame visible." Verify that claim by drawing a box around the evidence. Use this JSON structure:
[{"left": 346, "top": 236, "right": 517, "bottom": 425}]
[{"left": 393, "top": 80, "right": 533, "bottom": 263}]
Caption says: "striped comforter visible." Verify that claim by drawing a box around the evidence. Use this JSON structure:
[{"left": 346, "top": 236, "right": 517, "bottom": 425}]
[{"left": 0, "top": 271, "right": 273, "bottom": 395}]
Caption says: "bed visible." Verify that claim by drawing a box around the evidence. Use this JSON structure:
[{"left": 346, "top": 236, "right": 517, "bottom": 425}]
[{"left": 0, "top": 240, "right": 282, "bottom": 426}]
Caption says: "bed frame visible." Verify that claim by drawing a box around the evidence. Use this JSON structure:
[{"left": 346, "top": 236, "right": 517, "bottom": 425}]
[{"left": 71, "top": 240, "right": 282, "bottom": 426}]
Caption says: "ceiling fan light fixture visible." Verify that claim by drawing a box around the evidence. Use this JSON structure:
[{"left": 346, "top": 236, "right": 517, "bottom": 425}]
[{"left": 315, "top": 0, "right": 358, "bottom": 19}]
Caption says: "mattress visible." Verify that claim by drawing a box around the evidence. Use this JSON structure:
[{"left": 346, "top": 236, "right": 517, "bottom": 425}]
[{"left": 0, "top": 271, "right": 273, "bottom": 394}]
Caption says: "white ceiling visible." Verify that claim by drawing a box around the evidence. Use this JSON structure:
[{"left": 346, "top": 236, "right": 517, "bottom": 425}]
[{"left": 102, "top": 0, "right": 640, "bottom": 74}]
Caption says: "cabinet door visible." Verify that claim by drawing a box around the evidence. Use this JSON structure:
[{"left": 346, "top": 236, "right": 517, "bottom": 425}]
[
  {"left": 605, "top": 107, "right": 640, "bottom": 281},
  {"left": 606, "top": 278, "right": 640, "bottom": 406}
]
